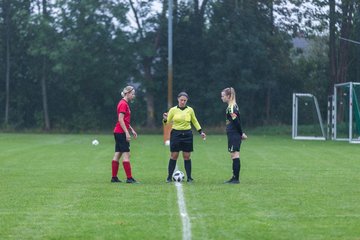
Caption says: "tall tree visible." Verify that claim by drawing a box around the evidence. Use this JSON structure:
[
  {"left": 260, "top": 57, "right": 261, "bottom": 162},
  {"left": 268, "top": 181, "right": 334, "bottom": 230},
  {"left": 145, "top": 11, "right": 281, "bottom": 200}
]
[
  {"left": 2, "top": 0, "right": 11, "bottom": 126},
  {"left": 40, "top": 0, "right": 50, "bottom": 130},
  {"left": 203, "top": 0, "right": 294, "bottom": 125},
  {"left": 1, "top": 0, "right": 33, "bottom": 127},
  {"left": 295, "top": 0, "right": 358, "bottom": 89},
  {"left": 28, "top": 0, "right": 59, "bottom": 130},
  {"left": 337, "top": 0, "right": 355, "bottom": 84},
  {"left": 36, "top": 0, "right": 51, "bottom": 130},
  {"left": 329, "top": 0, "right": 336, "bottom": 92},
  {"left": 48, "top": 0, "right": 132, "bottom": 130},
  {"left": 170, "top": 0, "right": 210, "bottom": 119},
  {"left": 128, "top": 0, "right": 167, "bottom": 128}
]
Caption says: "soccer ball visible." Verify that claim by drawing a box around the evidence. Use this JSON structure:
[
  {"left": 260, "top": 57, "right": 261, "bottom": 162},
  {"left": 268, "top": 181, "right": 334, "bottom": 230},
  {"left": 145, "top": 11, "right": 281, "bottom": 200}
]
[
  {"left": 92, "top": 139, "right": 99, "bottom": 146},
  {"left": 172, "top": 170, "right": 185, "bottom": 182}
]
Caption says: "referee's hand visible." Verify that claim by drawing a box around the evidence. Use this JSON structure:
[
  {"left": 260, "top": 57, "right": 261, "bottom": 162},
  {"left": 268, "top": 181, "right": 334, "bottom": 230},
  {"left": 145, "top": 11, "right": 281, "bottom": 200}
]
[
  {"left": 163, "top": 112, "right": 168, "bottom": 121},
  {"left": 201, "top": 132, "right": 206, "bottom": 140}
]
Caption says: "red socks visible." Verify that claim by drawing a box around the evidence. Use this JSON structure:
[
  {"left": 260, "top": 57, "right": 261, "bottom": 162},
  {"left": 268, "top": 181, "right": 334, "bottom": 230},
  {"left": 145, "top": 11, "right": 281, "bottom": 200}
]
[
  {"left": 122, "top": 161, "right": 132, "bottom": 179},
  {"left": 112, "top": 160, "right": 119, "bottom": 177},
  {"left": 112, "top": 160, "right": 132, "bottom": 179}
]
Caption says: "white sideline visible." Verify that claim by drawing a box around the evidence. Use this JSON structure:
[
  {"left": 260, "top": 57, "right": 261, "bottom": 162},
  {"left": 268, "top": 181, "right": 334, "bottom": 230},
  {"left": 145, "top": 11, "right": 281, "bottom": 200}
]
[{"left": 175, "top": 181, "right": 191, "bottom": 240}]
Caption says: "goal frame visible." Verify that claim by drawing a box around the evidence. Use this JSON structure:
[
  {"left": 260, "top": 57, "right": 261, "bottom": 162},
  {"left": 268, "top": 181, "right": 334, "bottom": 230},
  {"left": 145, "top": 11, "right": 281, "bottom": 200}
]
[
  {"left": 333, "top": 82, "right": 360, "bottom": 144},
  {"left": 292, "top": 93, "right": 326, "bottom": 140}
]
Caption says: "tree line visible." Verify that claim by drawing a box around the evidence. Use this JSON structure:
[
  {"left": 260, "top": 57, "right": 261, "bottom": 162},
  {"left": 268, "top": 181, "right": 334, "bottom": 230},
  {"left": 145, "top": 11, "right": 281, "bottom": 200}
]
[{"left": 1, "top": 0, "right": 359, "bottom": 132}]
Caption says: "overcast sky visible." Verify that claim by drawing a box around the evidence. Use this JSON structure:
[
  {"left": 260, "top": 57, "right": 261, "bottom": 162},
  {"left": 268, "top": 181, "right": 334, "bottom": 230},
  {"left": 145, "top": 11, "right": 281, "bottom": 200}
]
[{"left": 126, "top": 0, "right": 329, "bottom": 35}]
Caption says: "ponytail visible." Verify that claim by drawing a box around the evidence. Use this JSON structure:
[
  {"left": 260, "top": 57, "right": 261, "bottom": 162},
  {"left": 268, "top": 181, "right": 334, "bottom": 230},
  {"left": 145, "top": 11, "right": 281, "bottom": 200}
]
[
  {"left": 121, "top": 86, "right": 134, "bottom": 97},
  {"left": 222, "top": 87, "right": 237, "bottom": 106}
]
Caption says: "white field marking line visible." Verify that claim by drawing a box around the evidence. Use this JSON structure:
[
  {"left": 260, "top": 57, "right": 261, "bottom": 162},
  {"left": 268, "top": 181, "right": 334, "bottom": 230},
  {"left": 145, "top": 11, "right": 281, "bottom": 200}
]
[
  {"left": 175, "top": 181, "right": 191, "bottom": 240},
  {"left": 174, "top": 166, "right": 191, "bottom": 240}
]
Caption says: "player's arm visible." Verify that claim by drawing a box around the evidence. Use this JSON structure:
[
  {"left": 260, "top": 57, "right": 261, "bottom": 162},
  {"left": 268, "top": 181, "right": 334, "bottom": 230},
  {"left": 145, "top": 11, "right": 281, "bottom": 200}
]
[
  {"left": 118, "top": 113, "right": 131, "bottom": 141},
  {"left": 162, "top": 113, "right": 168, "bottom": 124},
  {"left": 233, "top": 114, "right": 247, "bottom": 139},
  {"left": 163, "top": 108, "right": 174, "bottom": 124},
  {"left": 129, "top": 125, "right": 137, "bottom": 139},
  {"left": 190, "top": 109, "right": 206, "bottom": 139},
  {"left": 230, "top": 109, "right": 243, "bottom": 136}
]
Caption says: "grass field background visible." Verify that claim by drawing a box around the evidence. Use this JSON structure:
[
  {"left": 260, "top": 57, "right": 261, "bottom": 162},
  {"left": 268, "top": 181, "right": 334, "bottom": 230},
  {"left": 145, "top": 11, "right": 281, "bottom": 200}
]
[{"left": 1, "top": 132, "right": 360, "bottom": 239}]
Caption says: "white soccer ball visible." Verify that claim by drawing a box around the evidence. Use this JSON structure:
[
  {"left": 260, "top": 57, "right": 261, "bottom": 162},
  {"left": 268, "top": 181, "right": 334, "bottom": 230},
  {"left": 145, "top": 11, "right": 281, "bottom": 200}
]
[
  {"left": 92, "top": 139, "right": 99, "bottom": 146},
  {"left": 172, "top": 170, "right": 185, "bottom": 182}
]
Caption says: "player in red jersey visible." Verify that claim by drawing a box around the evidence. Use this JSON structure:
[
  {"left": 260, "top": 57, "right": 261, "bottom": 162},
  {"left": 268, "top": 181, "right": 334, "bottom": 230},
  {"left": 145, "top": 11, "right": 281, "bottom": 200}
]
[{"left": 111, "top": 86, "right": 138, "bottom": 183}]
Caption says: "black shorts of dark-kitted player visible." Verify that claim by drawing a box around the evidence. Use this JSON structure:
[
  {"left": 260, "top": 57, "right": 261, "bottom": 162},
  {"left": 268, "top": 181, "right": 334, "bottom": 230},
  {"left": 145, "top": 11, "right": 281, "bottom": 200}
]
[
  {"left": 227, "top": 132, "right": 242, "bottom": 152},
  {"left": 114, "top": 133, "right": 130, "bottom": 152},
  {"left": 170, "top": 129, "right": 194, "bottom": 152}
]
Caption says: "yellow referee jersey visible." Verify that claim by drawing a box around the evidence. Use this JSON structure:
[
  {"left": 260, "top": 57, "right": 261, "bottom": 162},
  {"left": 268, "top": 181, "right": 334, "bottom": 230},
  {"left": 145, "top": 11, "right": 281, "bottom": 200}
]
[{"left": 164, "top": 106, "right": 202, "bottom": 131}]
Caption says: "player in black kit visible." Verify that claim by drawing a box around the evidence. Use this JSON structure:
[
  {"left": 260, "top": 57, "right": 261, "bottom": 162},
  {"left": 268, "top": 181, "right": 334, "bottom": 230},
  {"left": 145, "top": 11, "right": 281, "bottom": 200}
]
[{"left": 221, "top": 87, "right": 247, "bottom": 184}]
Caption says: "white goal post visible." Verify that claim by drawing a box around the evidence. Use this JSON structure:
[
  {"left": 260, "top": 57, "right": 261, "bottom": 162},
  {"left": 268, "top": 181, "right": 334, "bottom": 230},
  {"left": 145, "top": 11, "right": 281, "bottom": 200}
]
[
  {"left": 292, "top": 93, "right": 326, "bottom": 140},
  {"left": 332, "top": 82, "right": 360, "bottom": 143}
]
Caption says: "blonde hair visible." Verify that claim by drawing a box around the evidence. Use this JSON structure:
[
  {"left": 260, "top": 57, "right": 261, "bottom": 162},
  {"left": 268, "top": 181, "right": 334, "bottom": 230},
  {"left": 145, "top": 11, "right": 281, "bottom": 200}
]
[
  {"left": 121, "top": 86, "right": 134, "bottom": 97},
  {"left": 222, "top": 87, "right": 237, "bottom": 106}
]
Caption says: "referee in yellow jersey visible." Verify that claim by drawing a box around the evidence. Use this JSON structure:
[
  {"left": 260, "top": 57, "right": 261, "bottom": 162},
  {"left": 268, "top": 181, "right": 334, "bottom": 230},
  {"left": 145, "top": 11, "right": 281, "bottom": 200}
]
[{"left": 163, "top": 92, "right": 206, "bottom": 182}]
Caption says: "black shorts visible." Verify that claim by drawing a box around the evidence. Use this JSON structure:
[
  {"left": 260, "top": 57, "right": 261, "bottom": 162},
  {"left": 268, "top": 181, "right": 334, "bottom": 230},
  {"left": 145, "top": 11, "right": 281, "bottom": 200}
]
[
  {"left": 227, "top": 132, "right": 241, "bottom": 152},
  {"left": 170, "top": 129, "right": 193, "bottom": 152},
  {"left": 114, "top": 133, "right": 130, "bottom": 152}
]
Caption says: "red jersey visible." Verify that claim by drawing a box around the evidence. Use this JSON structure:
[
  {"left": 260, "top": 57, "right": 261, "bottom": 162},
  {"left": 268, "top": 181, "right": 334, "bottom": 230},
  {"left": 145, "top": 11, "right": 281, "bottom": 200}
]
[{"left": 113, "top": 99, "right": 131, "bottom": 133}]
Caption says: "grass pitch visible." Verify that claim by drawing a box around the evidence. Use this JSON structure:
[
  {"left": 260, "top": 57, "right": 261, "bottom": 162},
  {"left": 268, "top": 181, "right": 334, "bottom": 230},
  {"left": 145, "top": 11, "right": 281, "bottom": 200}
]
[{"left": 0, "top": 133, "right": 360, "bottom": 239}]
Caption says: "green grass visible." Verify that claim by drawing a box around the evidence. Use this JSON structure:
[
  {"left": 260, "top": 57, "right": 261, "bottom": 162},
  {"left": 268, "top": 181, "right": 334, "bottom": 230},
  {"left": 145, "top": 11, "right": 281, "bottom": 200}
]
[{"left": 1, "top": 133, "right": 360, "bottom": 239}]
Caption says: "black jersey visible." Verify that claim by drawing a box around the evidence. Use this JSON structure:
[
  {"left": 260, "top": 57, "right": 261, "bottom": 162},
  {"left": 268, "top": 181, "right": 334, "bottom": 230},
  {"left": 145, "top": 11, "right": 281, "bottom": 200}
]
[{"left": 226, "top": 104, "right": 243, "bottom": 135}]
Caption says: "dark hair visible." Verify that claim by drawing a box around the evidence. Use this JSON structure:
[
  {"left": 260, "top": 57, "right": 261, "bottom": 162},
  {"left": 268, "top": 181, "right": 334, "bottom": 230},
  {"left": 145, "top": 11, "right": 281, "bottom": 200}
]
[{"left": 177, "top": 92, "right": 189, "bottom": 99}]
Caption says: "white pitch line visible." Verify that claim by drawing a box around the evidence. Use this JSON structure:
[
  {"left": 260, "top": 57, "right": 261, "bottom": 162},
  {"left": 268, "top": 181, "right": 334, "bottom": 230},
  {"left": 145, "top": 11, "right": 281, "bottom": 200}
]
[{"left": 175, "top": 181, "right": 191, "bottom": 240}]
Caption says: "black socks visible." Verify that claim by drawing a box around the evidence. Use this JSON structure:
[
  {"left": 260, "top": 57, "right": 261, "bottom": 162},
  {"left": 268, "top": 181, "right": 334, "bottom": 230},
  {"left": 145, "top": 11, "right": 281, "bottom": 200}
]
[
  {"left": 232, "top": 158, "right": 240, "bottom": 180},
  {"left": 168, "top": 158, "right": 192, "bottom": 180},
  {"left": 168, "top": 159, "right": 177, "bottom": 179},
  {"left": 184, "top": 159, "right": 192, "bottom": 179}
]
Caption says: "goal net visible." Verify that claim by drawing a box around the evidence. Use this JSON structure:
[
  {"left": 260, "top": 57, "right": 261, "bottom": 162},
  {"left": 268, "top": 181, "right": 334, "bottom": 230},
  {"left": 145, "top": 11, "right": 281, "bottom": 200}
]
[
  {"left": 292, "top": 93, "right": 326, "bottom": 140},
  {"left": 333, "top": 82, "right": 360, "bottom": 143}
]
